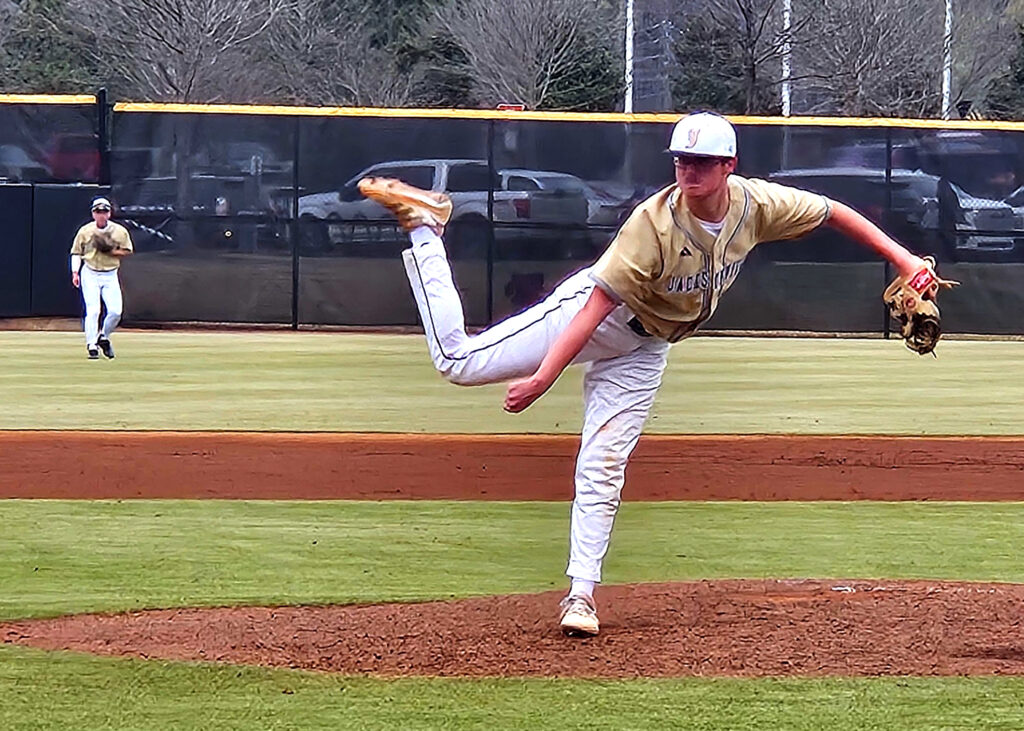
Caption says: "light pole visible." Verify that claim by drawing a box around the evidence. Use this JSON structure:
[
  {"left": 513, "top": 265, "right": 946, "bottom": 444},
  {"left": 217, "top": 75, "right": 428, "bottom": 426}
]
[
  {"left": 625, "top": 0, "right": 635, "bottom": 113},
  {"left": 942, "top": 0, "right": 953, "bottom": 119},
  {"left": 780, "top": 0, "right": 793, "bottom": 172},
  {"left": 781, "top": 0, "right": 792, "bottom": 116}
]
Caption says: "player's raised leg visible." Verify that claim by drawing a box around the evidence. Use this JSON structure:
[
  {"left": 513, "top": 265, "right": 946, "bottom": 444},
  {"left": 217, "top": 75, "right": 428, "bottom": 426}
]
[
  {"left": 360, "top": 176, "right": 630, "bottom": 386},
  {"left": 404, "top": 234, "right": 605, "bottom": 384}
]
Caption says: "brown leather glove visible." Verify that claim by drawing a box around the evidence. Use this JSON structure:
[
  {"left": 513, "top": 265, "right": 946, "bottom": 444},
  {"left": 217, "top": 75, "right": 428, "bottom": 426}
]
[
  {"left": 883, "top": 256, "right": 959, "bottom": 355},
  {"left": 91, "top": 230, "right": 116, "bottom": 254}
]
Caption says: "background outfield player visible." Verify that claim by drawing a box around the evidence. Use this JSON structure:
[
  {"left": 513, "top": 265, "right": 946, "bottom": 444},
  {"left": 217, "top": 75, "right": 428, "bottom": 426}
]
[
  {"left": 360, "top": 112, "right": 940, "bottom": 637},
  {"left": 70, "top": 196, "right": 134, "bottom": 359}
]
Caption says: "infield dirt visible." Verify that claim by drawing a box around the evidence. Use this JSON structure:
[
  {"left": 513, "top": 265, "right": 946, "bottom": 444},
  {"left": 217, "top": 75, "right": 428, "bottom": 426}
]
[
  {"left": 5, "top": 580, "right": 1024, "bottom": 678},
  {"left": 3, "top": 431, "right": 1024, "bottom": 500}
]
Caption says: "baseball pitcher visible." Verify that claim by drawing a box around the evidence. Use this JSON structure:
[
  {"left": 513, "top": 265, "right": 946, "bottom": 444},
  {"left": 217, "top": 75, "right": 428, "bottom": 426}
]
[
  {"left": 70, "top": 196, "right": 134, "bottom": 359},
  {"left": 360, "top": 112, "right": 955, "bottom": 637}
]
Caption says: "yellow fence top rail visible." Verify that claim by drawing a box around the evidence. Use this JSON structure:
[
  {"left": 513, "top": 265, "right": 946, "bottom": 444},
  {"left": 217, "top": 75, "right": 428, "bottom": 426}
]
[
  {"left": 0, "top": 94, "right": 96, "bottom": 104},
  {"left": 112, "top": 101, "right": 1024, "bottom": 131}
]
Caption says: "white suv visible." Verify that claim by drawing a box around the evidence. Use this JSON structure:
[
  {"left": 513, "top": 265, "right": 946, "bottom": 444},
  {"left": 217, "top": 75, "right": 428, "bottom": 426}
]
[{"left": 298, "top": 159, "right": 590, "bottom": 256}]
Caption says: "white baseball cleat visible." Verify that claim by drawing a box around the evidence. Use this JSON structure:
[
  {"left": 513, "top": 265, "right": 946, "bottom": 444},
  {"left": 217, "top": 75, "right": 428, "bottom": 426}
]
[{"left": 559, "top": 594, "right": 599, "bottom": 637}]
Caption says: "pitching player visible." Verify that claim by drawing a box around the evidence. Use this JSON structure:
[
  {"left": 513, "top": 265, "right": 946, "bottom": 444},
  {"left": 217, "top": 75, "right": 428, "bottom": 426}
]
[
  {"left": 361, "top": 112, "right": 933, "bottom": 637},
  {"left": 70, "top": 197, "right": 134, "bottom": 359}
]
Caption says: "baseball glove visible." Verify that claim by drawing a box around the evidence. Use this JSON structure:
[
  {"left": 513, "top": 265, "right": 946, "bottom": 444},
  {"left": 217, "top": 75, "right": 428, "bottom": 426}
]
[
  {"left": 91, "top": 230, "right": 116, "bottom": 254},
  {"left": 883, "top": 256, "right": 959, "bottom": 356}
]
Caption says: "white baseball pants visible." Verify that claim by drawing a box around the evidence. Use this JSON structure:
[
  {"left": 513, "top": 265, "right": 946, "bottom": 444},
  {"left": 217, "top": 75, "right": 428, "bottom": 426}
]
[
  {"left": 80, "top": 266, "right": 123, "bottom": 347},
  {"left": 402, "top": 228, "right": 670, "bottom": 583}
]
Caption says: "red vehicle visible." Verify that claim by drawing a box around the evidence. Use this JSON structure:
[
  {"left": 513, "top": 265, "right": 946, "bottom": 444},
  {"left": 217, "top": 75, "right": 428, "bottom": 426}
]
[{"left": 43, "top": 133, "right": 100, "bottom": 182}]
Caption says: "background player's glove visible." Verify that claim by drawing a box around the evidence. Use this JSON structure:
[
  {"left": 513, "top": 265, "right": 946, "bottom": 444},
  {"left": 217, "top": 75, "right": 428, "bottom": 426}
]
[
  {"left": 883, "top": 256, "right": 959, "bottom": 355},
  {"left": 91, "top": 230, "right": 116, "bottom": 254}
]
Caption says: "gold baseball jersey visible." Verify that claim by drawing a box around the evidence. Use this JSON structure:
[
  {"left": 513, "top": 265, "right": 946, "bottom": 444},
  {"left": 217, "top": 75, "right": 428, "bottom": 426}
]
[
  {"left": 70, "top": 221, "right": 134, "bottom": 271},
  {"left": 591, "top": 175, "right": 830, "bottom": 342}
]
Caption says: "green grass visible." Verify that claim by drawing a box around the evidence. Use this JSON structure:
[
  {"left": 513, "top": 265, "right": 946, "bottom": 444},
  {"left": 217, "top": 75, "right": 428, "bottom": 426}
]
[
  {"left": 1, "top": 330, "right": 1022, "bottom": 434},
  {"left": 4, "top": 500, "right": 1024, "bottom": 729},
  {"left": 4, "top": 329, "right": 1024, "bottom": 728},
  {"left": 2, "top": 500, "right": 1024, "bottom": 620},
  {"left": 4, "top": 646, "right": 1024, "bottom": 731}
]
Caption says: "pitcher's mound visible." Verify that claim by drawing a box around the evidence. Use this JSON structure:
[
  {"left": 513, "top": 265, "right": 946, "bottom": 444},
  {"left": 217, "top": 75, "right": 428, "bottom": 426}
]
[{"left": 5, "top": 580, "right": 1024, "bottom": 677}]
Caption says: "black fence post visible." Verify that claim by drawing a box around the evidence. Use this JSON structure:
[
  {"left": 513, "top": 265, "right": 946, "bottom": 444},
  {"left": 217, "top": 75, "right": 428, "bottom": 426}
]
[
  {"left": 97, "top": 87, "right": 111, "bottom": 187},
  {"left": 882, "top": 127, "right": 893, "bottom": 339},
  {"left": 291, "top": 116, "right": 301, "bottom": 330},
  {"left": 486, "top": 120, "right": 496, "bottom": 324}
]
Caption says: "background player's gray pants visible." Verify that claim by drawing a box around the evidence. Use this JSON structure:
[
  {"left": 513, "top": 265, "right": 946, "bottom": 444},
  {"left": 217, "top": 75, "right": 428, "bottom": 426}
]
[{"left": 402, "top": 232, "right": 670, "bottom": 583}]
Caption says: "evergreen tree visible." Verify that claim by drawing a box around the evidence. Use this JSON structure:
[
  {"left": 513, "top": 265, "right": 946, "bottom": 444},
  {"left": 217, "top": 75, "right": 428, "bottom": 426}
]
[
  {"left": 670, "top": 18, "right": 751, "bottom": 115},
  {"left": 540, "top": 29, "right": 624, "bottom": 112},
  {"left": 0, "top": 0, "right": 96, "bottom": 93}
]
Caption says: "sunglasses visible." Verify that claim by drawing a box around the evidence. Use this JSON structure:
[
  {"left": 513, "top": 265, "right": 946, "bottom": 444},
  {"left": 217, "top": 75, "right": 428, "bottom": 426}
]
[{"left": 673, "top": 155, "right": 731, "bottom": 168}]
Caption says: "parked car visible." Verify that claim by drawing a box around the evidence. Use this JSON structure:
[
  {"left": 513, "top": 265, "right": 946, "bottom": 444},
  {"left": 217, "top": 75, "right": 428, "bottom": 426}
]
[
  {"left": 580, "top": 180, "right": 653, "bottom": 228},
  {"left": 297, "top": 159, "right": 591, "bottom": 257},
  {"left": 768, "top": 165, "right": 1024, "bottom": 261},
  {"left": 0, "top": 144, "right": 49, "bottom": 183},
  {"left": 498, "top": 168, "right": 590, "bottom": 224},
  {"left": 43, "top": 132, "right": 100, "bottom": 182},
  {"left": 927, "top": 179, "right": 1024, "bottom": 260}
]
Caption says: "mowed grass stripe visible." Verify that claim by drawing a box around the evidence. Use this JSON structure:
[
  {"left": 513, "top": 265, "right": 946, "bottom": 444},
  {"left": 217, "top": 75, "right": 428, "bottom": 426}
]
[
  {"left": 3, "top": 646, "right": 1024, "bottom": 731},
  {"left": 0, "top": 331, "right": 1021, "bottom": 434},
  {"left": 2, "top": 500, "right": 1024, "bottom": 620}
]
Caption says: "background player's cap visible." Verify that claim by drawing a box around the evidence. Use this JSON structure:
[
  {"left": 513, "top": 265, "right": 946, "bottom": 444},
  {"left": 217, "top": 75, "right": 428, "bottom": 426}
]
[
  {"left": 91, "top": 196, "right": 112, "bottom": 211},
  {"left": 668, "top": 112, "right": 737, "bottom": 158}
]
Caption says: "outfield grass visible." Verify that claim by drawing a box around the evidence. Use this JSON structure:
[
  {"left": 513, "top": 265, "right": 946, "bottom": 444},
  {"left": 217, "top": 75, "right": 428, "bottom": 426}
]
[{"left": 1, "top": 330, "right": 1022, "bottom": 434}]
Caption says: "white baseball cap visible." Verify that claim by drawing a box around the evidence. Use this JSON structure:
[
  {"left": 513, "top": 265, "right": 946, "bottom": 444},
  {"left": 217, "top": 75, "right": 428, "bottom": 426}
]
[
  {"left": 90, "top": 196, "right": 112, "bottom": 211},
  {"left": 668, "top": 112, "right": 737, "bottom": 158}
]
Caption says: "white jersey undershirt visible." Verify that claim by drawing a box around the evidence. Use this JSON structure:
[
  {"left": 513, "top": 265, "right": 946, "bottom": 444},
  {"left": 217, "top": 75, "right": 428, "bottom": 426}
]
[{"left": 696, "top": 217, "right": 725, "bottom": 237}]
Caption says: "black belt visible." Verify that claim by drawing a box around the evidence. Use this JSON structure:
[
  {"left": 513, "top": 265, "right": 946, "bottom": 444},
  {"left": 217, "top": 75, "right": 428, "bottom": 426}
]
[{"left": 627, "top": 316, "right": 652, "bottom": 338}]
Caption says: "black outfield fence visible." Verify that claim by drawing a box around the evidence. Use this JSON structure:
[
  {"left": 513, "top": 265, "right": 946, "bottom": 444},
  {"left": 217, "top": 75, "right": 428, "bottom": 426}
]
[{"left": 3, "top": 95, "right": 1024, "bottom": 334}]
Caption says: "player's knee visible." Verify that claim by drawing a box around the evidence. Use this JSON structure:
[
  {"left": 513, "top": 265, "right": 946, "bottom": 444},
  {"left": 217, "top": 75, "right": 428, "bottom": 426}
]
[
  {"left": 440, "top": 363, "right": 471, "bottom": 386},
  {"left": 438, "top": 360, "right": 485, "bottom": 387},
  {"left": 576, "top": 463, "right": 628, "bottom": 497},
  {"left": 573, "top": 488, "right": 622, "bottom": 512}
]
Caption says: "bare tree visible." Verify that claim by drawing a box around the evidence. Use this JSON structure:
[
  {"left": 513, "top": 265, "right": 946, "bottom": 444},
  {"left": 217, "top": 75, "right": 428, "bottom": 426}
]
[
  {"left": 262, "top": 0, "right": 421, "bottom": 107},
  {"left": 68, "top": 0, "right": 289, "bottom": 103},
  {"left": 666, "top": 0, "right": 810, "bottom": 114},
  {"left": 435, "top": 0, "right": 622, "bottom": 110},
  {"left": 705, "top": 0, "right": 808, "bottom": 114},
  {"left": 791, "top": 0, "right": 1015, "bottom": 118},
  {"left": 792, "top": 0, "right": 943, "bottom": 117},
  {"left": 950, "top": 0, "right": 1017, "bottom": 115}
]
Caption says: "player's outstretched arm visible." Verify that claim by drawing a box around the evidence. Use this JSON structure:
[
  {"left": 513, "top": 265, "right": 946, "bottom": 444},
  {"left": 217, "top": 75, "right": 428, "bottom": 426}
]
[
  {"left": 504, "top": 287, "right": 618, "bottom": 413},
  {"left": 825, "top": 201, "right": 926, "bottom": 276}
]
